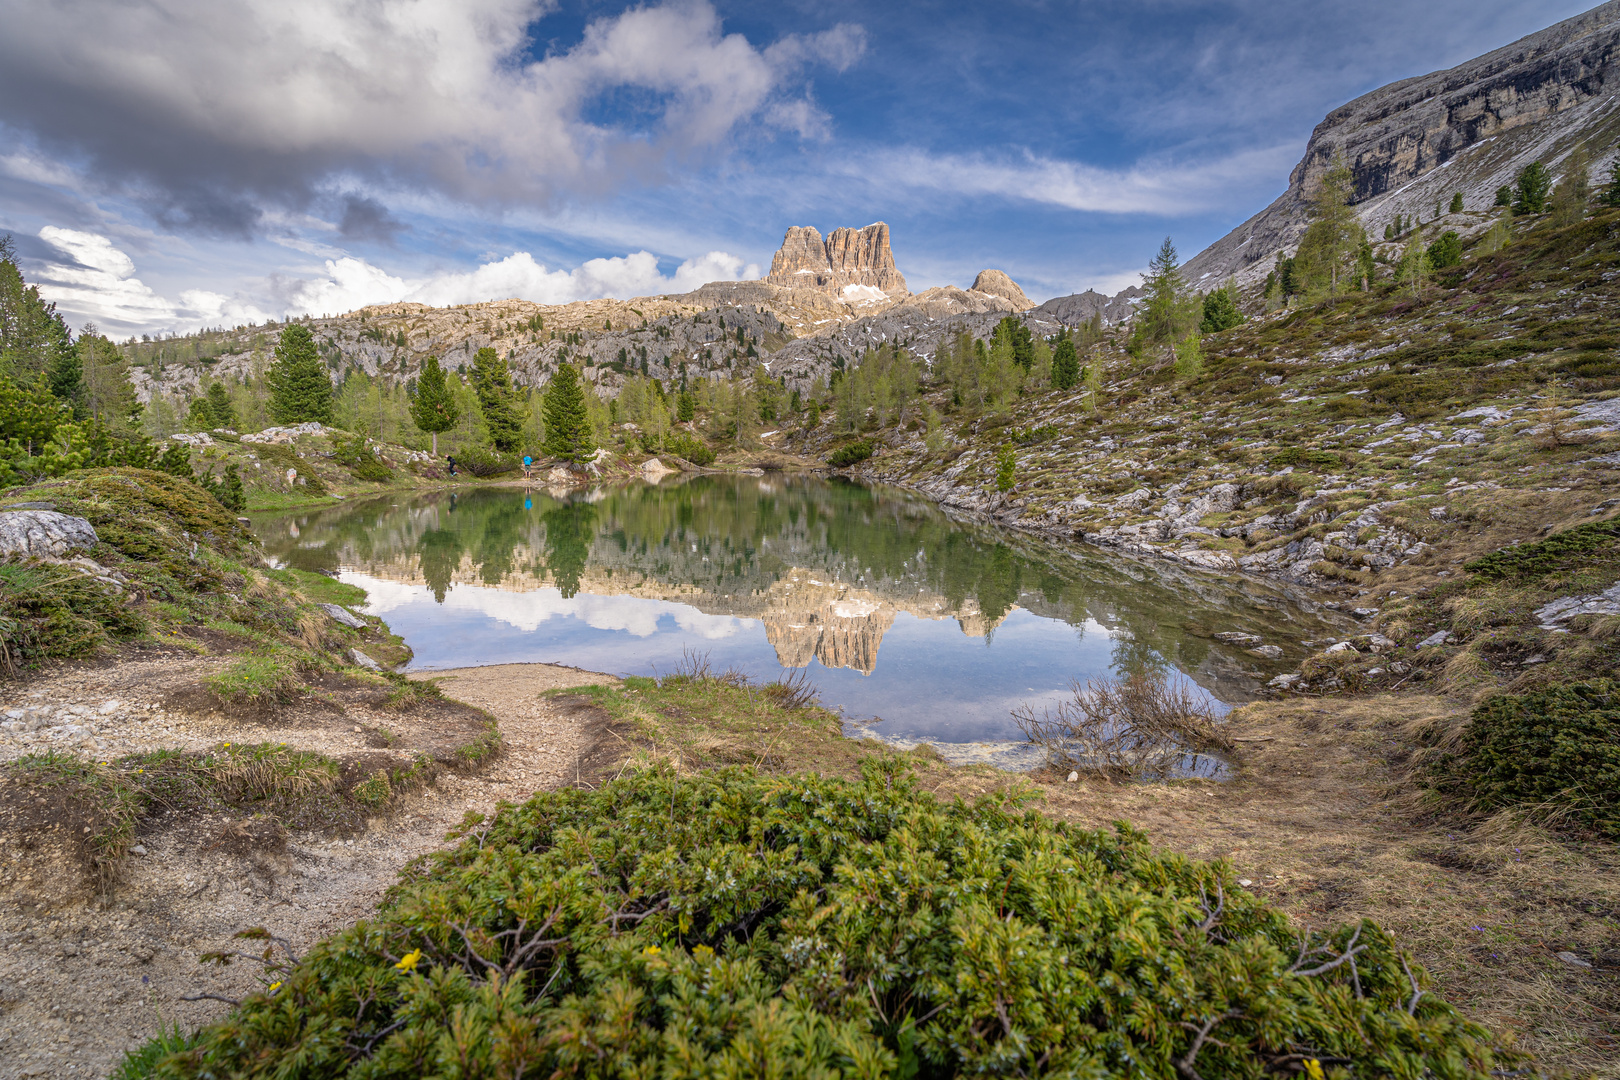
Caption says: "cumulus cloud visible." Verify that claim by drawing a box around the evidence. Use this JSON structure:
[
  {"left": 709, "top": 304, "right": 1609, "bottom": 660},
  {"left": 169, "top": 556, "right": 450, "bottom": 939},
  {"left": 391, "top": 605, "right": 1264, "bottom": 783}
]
[
  {"left": 0, "top": 0, "right": 865, "bottom": 231},
  {"left": 283, "top": 249, "right": 759, "bottom": 316},
  {"left": 33, "top": 227, "right": 271, "bottom": 333},
  {"left": 29, "top": 226, "right": 756, "bottom": 333}
]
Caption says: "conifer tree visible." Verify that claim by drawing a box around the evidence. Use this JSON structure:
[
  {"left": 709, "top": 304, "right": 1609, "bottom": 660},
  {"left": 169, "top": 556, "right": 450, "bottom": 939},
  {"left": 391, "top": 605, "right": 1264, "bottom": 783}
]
[
  {"left": 1601, "top": 159, "right": 1620, "bottom": 208},
  {"left": 471, "top": 346, "right": 524, "bottom": 452},
  {"left": 1512, "top": 162, "right": 1552, "bottom": 215},
  {"left": 1293, "top": 154, "right": 1363, "bottom": 295},
  {"left": 1199, "top": 284, "right": 1244, "bottom": 333},
  {"left": 266, "top": 324, "right": 333, "bottom": 425},
  {"left": 1449, "top": 192, "right": 1464, "bottom": 214},
  {"left": 1133, "top": 238, "right": 1198, "bottom": 359},
  {"left": 542, "top": 363, "right": 596, "bottom": 465},
  {"left": 1551, "top": 149, "right": 1591, "bottom": 225},
  {"left": 204, "top": 381, "right": 238, "bottom": 430},
  {"left": 1051, "top": 338, "right": 1080, "bottom": 390},
  {"left": 410, "top": 355, "right": 458, "bottom": 455}
]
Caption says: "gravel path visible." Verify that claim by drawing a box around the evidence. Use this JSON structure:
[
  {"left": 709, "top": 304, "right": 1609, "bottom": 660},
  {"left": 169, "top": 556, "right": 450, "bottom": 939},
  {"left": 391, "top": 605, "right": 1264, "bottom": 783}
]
[{"left": 0, "top": 658, "right": 613, "bottom": 1079}]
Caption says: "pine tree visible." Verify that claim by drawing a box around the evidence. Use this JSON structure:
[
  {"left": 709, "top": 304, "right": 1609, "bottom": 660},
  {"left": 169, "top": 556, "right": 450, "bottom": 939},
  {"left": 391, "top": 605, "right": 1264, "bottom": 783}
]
[
  {"left": 1051, "top": 338, "right": 1080, "bottom": 389},
  {"left": 1513, "top": 162, "right": 1552, "bottom": 215},
  {"left": 410, "top": 355, "right": 458, "bottom": 455},
  {"left": 542, "top": 363, "right": 596, "bottom": 465},
  {"left": 471, "top": 346, "right": 524, "bottom": 453},
  {"left": 1495, "top": 186, "right": 1513, "bottom": 207},
  {"left": 205, "top": 381, "right": 238, "bottom": 430},
  {"left": 1449, "top": 192, "right": 1464, "bottom": 214},
  {"left": 995, "top": 443, "right": 1016, "bottom": 493},
  {"left": 266, "top": 324, "right": 333, "bottom": 425},
  {"left": 1199, "top": 285, "right": 1244, "bottom": 333},
  {"left": 676, "top": 390, "right": 695, "bottom": 423}
]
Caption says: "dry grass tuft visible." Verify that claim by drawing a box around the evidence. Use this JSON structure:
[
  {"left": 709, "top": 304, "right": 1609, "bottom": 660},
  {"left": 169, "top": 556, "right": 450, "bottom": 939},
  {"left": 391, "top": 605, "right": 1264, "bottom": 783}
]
[{"left": 1014, "top": 669, "right": 1229, "bottom": 780}]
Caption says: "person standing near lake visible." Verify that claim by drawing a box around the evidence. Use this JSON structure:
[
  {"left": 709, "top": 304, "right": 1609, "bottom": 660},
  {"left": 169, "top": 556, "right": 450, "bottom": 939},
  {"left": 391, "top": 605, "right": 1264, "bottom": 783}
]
[
  {"left": 446, "top": 454, "right": 457, "bottom": 477},
  {"left": 522, "top": 455, "right": 533, "bottom": 481}
]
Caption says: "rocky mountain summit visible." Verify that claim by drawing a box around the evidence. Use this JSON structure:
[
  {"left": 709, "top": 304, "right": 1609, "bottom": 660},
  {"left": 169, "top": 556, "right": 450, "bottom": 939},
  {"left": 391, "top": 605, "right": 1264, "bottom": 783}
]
[
  {"left": 1184, "top": 0, "right": 1620, "bottom": 289},
  {"left": 969, "top": 269, "right": 1035, "bottom": 310},
  {"left": 764, "top": 222, "right": 909, "bottom": 299}
]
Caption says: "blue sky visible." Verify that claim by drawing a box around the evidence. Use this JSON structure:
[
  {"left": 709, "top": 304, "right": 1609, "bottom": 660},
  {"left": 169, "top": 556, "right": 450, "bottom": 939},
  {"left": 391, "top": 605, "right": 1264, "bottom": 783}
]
[{"left": 0, "top": 0, "right": 1599, "bottom": 336}]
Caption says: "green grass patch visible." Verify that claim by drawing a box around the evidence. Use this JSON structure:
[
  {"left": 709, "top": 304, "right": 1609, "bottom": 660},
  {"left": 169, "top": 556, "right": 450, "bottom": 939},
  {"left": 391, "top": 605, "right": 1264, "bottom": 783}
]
[
  {"left": 137, "top": 762, "right": 1503, "bottom": 1079},
  {"left": 203, "top": 650, "right": 307, "bottom": 710},
  {"left": 243, "top": 489, "right": 342, "bottom": 512},
  {"left": 264, "top": 567, "right": 369, "bottom": 608}
]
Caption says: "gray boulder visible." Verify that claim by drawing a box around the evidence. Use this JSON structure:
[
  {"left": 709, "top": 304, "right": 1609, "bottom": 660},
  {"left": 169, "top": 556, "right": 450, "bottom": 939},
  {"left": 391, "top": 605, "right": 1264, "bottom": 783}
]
[{"left": 0, "top": 511, "right": 99, "bottom": 558}]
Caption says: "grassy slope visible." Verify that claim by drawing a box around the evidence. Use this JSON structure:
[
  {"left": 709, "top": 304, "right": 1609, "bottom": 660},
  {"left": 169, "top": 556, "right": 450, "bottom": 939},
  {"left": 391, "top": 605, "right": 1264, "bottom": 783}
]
[{"left": 0, "top": 468, "right": 494, "bottom": 873}]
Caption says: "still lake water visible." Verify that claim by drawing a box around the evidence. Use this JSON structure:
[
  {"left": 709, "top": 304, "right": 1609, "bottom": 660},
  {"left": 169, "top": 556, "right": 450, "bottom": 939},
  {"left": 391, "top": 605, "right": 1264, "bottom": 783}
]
[{"left": 253, "top": 475, "right": 1347, "bottom": 766}]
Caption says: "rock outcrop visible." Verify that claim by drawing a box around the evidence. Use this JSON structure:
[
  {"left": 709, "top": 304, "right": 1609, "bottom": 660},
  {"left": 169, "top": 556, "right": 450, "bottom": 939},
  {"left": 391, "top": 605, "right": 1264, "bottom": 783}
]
[
  {"left": 765, "top": 223, "right": 909, "bottom": 298},
  {"left": 1034, "top": 286, "right": 1142, "bottom": 327},
  {"left": 968, "top": 269, "right": 1035, "bottom": 310},
  {"left": 0, "top": 511, "right": 98, "bottom": 558},
  {"left": 1184, "top": 0, "right": 1620, "bottom": 289}
]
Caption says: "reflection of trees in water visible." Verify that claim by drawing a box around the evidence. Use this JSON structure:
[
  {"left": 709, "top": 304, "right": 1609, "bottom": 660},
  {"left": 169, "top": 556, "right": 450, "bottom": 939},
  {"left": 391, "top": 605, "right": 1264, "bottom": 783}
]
[
  {"left": 418, "top": 529, "right": 463, "bottom": 603},
  {"left": 542, "top": 501, "right": 596, "bottom": 599},
  {"left": 253, "top": 478, "right": 1337, "bottom": 672}
]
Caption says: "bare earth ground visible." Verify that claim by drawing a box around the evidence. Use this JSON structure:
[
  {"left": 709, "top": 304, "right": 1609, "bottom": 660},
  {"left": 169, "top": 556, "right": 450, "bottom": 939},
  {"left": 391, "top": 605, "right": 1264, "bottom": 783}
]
[{"left": 0, "top": 658, "right": 610, "bottom": 1080}]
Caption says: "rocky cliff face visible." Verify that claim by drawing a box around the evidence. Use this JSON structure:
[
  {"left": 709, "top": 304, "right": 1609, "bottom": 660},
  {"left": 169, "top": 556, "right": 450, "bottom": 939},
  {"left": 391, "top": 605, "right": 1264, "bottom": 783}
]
[
  {"left": 1184, "top": 0, "right": 1620, "bottom": 290},
  {"left": 969, "top": 269, "right": 1035, "bottom": 310},
  {"left": 765, "top": 223, "right": 909, "bottom": 298}
]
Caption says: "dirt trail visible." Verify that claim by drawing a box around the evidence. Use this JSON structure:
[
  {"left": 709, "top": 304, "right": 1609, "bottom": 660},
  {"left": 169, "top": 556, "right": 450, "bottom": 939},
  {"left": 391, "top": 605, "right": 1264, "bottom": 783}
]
[{"left": 0, "top": 659, "right": 611, "bottom": 1080}]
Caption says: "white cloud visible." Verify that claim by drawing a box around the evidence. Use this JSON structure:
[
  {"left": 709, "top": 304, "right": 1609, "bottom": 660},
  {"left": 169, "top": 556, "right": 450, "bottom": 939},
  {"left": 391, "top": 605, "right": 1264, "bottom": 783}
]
[
  {"left": 858, "top": 142, "right": 1300, "bottom": 216},
  {"left": 284, "top": 249, "right": 759, "bottom": 316},
  {"left": 33, "top": 226, "right": 272, "bottom": 333},
  {"left": 348, "top": 573, "right": 748, "bottom": 639},
  {"left": 30, "top": 225, "right": 756, "bottom": 333},
  {"left": 0, "top": 0, "right": 866, "bottom": 209}
]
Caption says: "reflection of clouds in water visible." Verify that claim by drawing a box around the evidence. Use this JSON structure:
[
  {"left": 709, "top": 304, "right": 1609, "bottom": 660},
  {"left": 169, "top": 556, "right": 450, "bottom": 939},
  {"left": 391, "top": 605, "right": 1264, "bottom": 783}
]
[{"left": 343, "top": 573, "right": 750, "bottom": 640}]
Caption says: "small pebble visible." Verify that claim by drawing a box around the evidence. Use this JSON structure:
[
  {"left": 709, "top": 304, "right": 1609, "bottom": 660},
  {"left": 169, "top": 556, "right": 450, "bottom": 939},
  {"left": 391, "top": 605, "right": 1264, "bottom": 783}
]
[{"left": 1065, "top": 771, "right": 1078, "bottom": 783}]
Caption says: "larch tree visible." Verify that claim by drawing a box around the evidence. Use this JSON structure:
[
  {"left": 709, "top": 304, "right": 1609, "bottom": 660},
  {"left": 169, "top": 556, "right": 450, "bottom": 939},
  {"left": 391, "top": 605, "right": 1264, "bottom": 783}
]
[
  {"left": 1293, "top": 154, "right": 1364, "bottom": 296},
  {"left": 1133, "top": 237, "right": 1199, "bottom": 361},
  {"left": 266, "top": 324, "right": 333, "bottom": 425},
  {"left": 410, "top": 355, "right": 458, "bottom": 456}
]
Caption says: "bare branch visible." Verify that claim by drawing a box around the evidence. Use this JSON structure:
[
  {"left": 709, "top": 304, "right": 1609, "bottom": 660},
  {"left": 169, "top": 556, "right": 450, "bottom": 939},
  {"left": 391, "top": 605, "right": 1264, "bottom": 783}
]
[{"left": 1176, "top": 1010, "right": 1240, "bottom": 1080}]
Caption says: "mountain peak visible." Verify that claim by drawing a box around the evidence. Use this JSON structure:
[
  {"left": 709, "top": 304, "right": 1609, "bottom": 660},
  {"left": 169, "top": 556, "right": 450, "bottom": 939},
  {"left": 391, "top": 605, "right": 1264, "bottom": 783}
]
[
  {"left": 765, "top": 222, "right": 909, "bottom": 298},
  {"left": 969, "top": 269, "right": 1034, "bottom": 310}
]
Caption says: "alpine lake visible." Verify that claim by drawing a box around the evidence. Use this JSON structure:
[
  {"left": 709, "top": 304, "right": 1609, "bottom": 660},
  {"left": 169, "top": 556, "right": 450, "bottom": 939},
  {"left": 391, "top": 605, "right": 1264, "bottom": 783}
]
[{"left": 252, "top": 474, "right": 1351, "bottom": 770}]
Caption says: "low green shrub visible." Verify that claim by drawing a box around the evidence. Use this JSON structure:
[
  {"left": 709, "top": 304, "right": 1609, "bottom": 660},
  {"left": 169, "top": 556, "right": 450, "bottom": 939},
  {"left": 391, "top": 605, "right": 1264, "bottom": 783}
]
[
  {"left": 454, "top": 446, "right": 517, "bottom": 478},
  {"left": 334, "top": 434, "right": 395, "bottom": 482},
  {"left": 1463, "top": 518, "right": 1620, "bottom": 580},
  {"left": 827, "top": 438, "right": 875, "bottom": 467},
  {"left": 1429, "top": 681, "right": 1620, "bottom": 836},
  {"left": 663, "top": 431, "right": 716, "bottom": 466},
  {"left": 139, "top": 762, "right": 1498, "bottom": 1079}
]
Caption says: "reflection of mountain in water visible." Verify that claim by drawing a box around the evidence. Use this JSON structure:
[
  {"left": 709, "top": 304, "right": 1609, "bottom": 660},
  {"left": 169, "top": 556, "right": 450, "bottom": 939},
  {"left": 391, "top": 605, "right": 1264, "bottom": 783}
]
[{"left": 255, "top": 476, "right": 1347, "bottom": 698}]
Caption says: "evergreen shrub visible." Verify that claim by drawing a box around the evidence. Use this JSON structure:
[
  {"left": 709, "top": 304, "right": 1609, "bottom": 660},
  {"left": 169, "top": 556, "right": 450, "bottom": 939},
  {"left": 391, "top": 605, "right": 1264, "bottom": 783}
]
[
  {"left": 454, "top": 446, "right": 517, "bottom": 478},
  {"left": 663, "top": 431, "right": 715, "bottom": 466},
  {"left": 827, "top": 438, "right": 875, "bottom": 467},
  {"left": 137, "top": 763, "right": 1499, "bottom": 1079},
  {"left": 1429, "top": 681, "right": 1620, "bottom": 837}
]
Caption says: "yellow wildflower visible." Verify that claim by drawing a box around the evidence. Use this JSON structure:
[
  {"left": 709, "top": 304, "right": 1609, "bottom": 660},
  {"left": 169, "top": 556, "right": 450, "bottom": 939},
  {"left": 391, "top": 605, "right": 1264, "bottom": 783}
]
[
  {"left": 1304, "top": 1060, "right": 1325, "bottom": 1080},
  {"left": 268, "top": 981, "right": 282, "bottom": 993},
  {"left": 691, "top": 944, "right": 714, "bottom": 962},
  {"left": 395, "top": 949, "right": 422, "bottom": 972}
]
